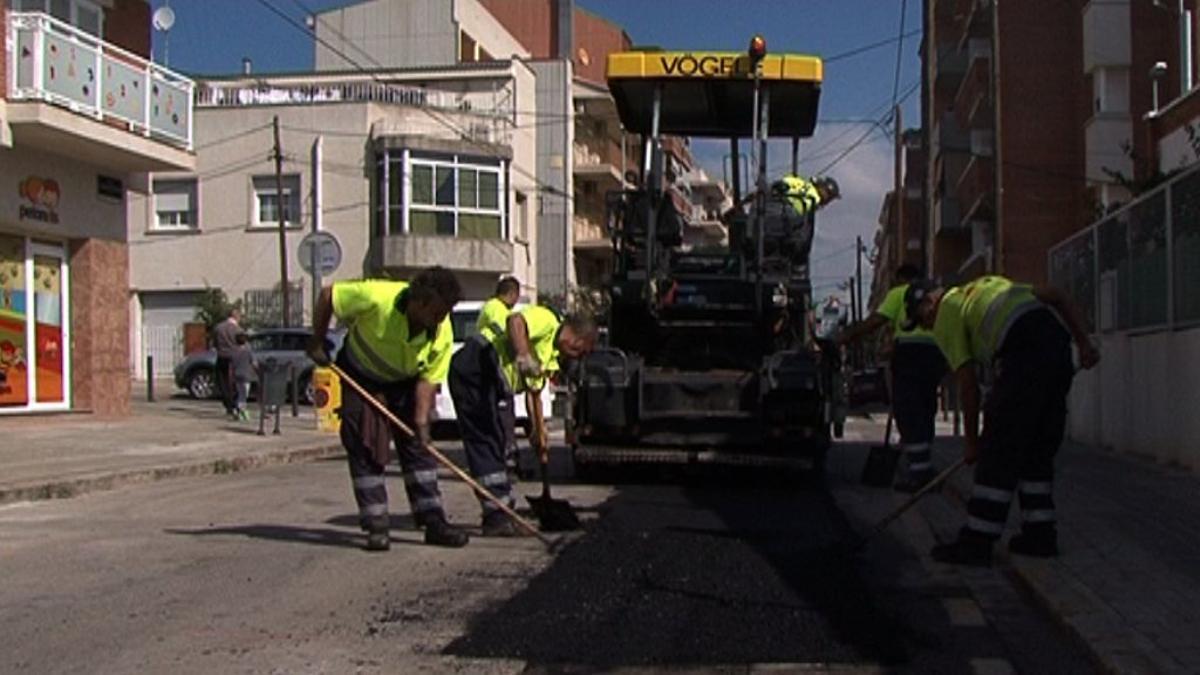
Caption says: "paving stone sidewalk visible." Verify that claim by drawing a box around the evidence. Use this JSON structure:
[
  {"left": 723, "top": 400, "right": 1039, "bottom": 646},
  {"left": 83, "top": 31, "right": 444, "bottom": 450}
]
[
  {"left": 920, "top": 433, "right": 1200, "bottom": 674},
  {"left": 0, "top": 395, "right": 344, "bottom": 505}
]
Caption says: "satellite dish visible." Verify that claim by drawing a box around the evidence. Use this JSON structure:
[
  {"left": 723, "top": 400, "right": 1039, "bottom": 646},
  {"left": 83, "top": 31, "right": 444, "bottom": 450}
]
[{"left": 152, "top": 6, "right": 175, "bottom": 32}]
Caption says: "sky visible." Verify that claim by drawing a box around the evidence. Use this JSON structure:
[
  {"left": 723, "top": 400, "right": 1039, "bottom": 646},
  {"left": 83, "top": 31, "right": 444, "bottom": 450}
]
[{"left": 150, "top": 0, "right": 924, "bottom": 303}]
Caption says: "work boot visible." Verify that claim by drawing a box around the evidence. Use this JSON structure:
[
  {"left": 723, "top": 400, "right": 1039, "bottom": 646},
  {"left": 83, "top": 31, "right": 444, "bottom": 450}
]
[
  {"left": 363, "top": 515, "right": 390, "bottom": 552},
  {"left": 423, "top": 514, "right": 470, "bottom": 548},
  {"left": 893, "top": 468, "right": 936, "bottom": 494},
  {"left": 1008, "top": 530, "right": 1059, "bottom": 558},
  {"left": 481, "top": 510, "right": 527, "bottom": 538},
  {"left": 931, "top": 530, "right": 994, "bottom": 567}
]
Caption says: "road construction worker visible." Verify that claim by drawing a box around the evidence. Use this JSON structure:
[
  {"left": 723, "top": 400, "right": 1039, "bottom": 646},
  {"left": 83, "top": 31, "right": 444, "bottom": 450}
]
[
  {"left": 477, "top": 276, "right": 520, "bottom": 343},
  {"left": 772, "top": 174, "right": 841, "bottom": 216},
  {"left": 308, "top": 267, "right": 469, "bottom": 552},
  {"left": 449, "top": 305, "right": 597, "bottom": 536},
  {"left": 476, "top": 276, "right": 522, "bottom": 478},
  {"left": 838, "top": 265, "right": 948, "bottom": 491},
  {"left": 904, "top": 275, "right": 1099, "bottom": 566}
]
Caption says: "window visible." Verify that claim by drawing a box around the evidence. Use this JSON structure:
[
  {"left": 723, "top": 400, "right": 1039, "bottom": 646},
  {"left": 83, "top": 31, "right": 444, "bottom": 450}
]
[
  {"left": 252, "top": 175, "right": 301, "bottom": 229},
  {"left": 11, "top": 0, "right": 104, "bottom": 37},
  {"left": 375, "top": 151, "right": 506, "bottom": 240},
  {"left": 152, "top": 179, "right": 198, "bottom": 231}
]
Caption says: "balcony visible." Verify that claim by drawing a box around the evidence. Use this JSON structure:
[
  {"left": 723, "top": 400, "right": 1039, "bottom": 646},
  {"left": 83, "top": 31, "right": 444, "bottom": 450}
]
[
  {"left": 376, "top": 234, "right": 513, "bottom": 273},
  {"left": 934, "top": 112, "right": 970, "bottom": 159},
  {"left": 573, "top": 213, "right": 610, "bottom": 252},
  {"left": 933, "top": 196, "right": 967, "bottom": 237},
  {"left": 954, "top": 40, "right": 992, "bottom": 130},
  {"left": 5, "top": 12, "right": 194, "bottom": 171},
  {"left": 956, "top": 153, "right": 995, "bottom": 224},
  {"left": 1085, "top": 113, "right": 1134, "bottom": 182},
  {"left": 573, "top": 135, "right": 628, "bottom": 189},
  {"left": 1082, "top": 0, "right": 1131, "bottom": 73},
  {"left": 933, "top": 43, "right": 967, "bottom": 95}
]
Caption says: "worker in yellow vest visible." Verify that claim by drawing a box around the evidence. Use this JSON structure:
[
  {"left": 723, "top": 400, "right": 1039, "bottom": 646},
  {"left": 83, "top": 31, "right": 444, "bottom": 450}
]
[
  {"left": 308, "top": 267, "right": 469, "bottom": 552},
  {"left": 839, "top": 264, "right": 948, "bottom": 491},
  {"left": 449, "top": 304, "right": 597, "bottom": 536},
  {"left": 904, "top": 276, "right": 1099, "bottom": 566},
  {"left": 772, "top": 174, "right": 840, "bottom": 217},
  {"left": 475, "top": 276, "right": 522, "bottom": 478}
]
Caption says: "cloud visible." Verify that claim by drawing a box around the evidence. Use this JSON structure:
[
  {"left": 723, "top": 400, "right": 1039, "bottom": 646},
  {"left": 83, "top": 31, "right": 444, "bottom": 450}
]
[{"left": 690, "top": 122, "right": 892, "bottom": 305}]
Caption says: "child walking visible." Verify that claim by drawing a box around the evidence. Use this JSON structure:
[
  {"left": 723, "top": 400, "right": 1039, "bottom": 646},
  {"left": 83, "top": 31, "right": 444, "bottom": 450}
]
[{"left": 232, "top": 333, "right": 255, "bottom": 421}]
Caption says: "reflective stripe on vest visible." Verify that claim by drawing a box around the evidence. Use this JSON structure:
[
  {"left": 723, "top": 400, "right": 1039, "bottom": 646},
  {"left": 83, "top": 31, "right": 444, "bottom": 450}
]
[
  {"left": 977, "top": 287, "right": 1040, "bottom": 363},
  {"left": 347, "top": 328, "right": 408, "bottom": 382}
]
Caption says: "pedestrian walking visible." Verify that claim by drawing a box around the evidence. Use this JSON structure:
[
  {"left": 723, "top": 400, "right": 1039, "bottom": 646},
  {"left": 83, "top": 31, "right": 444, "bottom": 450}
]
[
  {"left": 904, "top": 275, "right": 1100, "bottom": 566},
  {"left": 449, "top": 305, "right": 597, "bottom": 536},
  {"left": 838, "top": 264, "right": 948, "bottom": 491},
  {"left": 476, "top": 276, "right": 522, "bottom": 478},
  {"left": 213, "top": 307, "right": 244, "bottom": 418},
  {"left": 307, "top": 266, "right": 469, "bottom": 552},
  {"left": 231, "top": 333, "right": 255, "bottom": 422}
]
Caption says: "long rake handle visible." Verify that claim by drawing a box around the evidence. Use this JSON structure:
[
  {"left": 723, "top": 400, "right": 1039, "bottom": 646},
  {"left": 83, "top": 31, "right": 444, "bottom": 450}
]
[
  {"left": 331, "top": 364, "right": 552, "bottom": 547},
  {"left": 862, "top": 457, "right": 967, "bottom": 542}
]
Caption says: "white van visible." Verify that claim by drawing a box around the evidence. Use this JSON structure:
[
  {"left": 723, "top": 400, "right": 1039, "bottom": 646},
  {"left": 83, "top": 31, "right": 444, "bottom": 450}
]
[{"left": 432, "top": 301, "right": 553, "bottom": 435}]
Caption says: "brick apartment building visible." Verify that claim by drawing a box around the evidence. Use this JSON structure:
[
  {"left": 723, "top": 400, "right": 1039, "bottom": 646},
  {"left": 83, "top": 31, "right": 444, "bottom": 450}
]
[{"left": 1, "top": 0, "right": 195, "bottom": 415}]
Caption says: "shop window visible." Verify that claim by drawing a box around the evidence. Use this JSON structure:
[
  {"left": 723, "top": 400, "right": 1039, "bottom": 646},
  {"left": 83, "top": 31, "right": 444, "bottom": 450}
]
[
  {"left": 0, "top": 236, "right": 68, "bottom": 411},
  {"left": 152, "top": 179, "right": 198, "bottom": 231},
  {"left": 252, "top": 175, "right": 301, "bottom": 230}
]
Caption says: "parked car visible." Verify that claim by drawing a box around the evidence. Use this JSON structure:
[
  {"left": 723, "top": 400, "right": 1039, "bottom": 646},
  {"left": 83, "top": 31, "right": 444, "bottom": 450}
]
[
  {"left": 432, "top": 301, "right": 553, "bottom": 435},
  {"left": 173, "top": 328, "right": 343, "bottom": 404}
]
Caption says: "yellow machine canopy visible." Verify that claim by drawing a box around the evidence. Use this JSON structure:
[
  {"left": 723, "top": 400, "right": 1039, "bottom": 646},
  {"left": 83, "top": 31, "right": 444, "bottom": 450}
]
[{"left": 606, "top": 50, "right": 823, "bottom": 138}]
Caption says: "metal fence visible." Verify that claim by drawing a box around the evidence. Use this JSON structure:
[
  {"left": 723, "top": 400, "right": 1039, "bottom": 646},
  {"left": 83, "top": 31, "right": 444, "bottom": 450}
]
[
  {"left": 1049, "top": 165, "right": 1200, "bottom": 335},
  {"left": 243, "top": 287, "right": 305, "bottom": 328},
  {"left": 142, "top": 325, "right": 184, "bottom": 373}
]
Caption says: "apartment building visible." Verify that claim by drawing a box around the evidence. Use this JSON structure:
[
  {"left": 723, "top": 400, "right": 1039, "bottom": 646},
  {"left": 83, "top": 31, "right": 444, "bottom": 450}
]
[
  {"left": 1, "top": 0, "right": 195, "bottom": 415},
  {"left": 129, "top": 61, "right": 538, "bottom": 375}
]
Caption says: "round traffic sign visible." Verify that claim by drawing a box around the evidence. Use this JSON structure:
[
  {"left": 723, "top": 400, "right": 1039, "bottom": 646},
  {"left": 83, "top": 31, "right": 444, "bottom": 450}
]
[{"left": 298, "top": 231, "right": 342, "bottom": 276}]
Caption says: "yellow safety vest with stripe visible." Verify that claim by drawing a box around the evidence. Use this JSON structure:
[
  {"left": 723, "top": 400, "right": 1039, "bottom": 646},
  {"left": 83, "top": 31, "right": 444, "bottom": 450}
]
[
  {"left": 476, "top": 297, "right": 511, "bottom": 344},
  {"left": 490, "top": 305, "right": 561, "bottom": 394},
  {"left": 332, "top": 280, "right": 454, "bottom": 384},
  {"left": 932, "top": 276, "right": 1042, "bottom": 371},
  {"left": 876, "top": 283, "right": 936, "bottom": 345},
  {"left": 777, "top": 175, "right": 822, "bottom": 217}
]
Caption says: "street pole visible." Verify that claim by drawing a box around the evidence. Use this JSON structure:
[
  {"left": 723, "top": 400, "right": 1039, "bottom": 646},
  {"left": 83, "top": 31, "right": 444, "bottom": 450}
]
[
  {"left": 893, "top": 105, "right": 903, "bottom": 270},
  {"left": 273, "top": 115, "right": 291, "bottom": 328},
  {"left": 311, "top": 136, "right": 323, "bottom": 317},
  {"left": 855, "top": 234, "right": 864, "bottom": 324}
]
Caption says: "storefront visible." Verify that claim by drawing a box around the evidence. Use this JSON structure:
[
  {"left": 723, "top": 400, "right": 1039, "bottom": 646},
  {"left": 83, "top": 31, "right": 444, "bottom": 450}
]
[{"left": 0, "top": 147, "right": 131, "bottom": 415}]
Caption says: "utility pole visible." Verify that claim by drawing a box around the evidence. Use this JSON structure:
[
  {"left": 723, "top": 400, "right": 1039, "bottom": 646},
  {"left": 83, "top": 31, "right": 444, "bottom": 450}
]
[
  {"left": 273, "top": 115, "right": 291, "bottom": 328},
  {"left": 855, "top": 235, "right": 864, "bottom": 323},
  {"left": 311, "top": 136, "right": 323, "bottom": 317},
  {"left": 893, "top": 105, "right": 903, "bottom": 271}
]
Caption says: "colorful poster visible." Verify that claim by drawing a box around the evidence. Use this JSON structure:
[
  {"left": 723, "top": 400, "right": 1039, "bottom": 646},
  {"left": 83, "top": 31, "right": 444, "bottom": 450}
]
[
  {"left": 33, "top": 255, "right": 64, "bottom": 404},
  {"left": 0, "top": 235, "right": 29, "bottom": 407}
]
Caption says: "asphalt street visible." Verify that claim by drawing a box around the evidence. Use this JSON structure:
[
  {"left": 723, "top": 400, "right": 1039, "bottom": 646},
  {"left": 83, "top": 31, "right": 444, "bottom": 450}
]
[{"left": 0, "top": 419, "right": 1095, "bottom": 673}]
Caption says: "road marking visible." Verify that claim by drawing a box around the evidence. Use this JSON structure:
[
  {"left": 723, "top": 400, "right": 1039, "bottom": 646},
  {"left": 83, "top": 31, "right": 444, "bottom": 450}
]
[{"left": 943, "top": 597, "right": 989, "bottom": 627}]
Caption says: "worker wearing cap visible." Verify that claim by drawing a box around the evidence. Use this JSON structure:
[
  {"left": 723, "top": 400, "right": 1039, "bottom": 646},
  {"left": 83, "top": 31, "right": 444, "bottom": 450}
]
[
  {"left": 449, "top": 305, "right": 598, "bottom": 536},
  {"left": 838, "top": 265, "right": 948, "bottom": 491},
  {"left": 308, "top": 267, "right": 470, "bottom": 551},
  {"left": 772, "top": 174, "right": 841, "bottom": 217},
  {"left": 905, "top": 276, "right": 1099, "bottom": 566},
  {"left": 476, "top": 276, "right": 522, "bottom": 478}
]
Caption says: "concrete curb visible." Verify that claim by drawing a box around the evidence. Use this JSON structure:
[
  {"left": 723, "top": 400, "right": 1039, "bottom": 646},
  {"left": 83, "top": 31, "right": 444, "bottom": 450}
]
[
  {"left": 935, "top": 461, "right": 1184, "bottom": 674},
  {"left": 0, "top": 442, "right": 345, "bottom": 507}
]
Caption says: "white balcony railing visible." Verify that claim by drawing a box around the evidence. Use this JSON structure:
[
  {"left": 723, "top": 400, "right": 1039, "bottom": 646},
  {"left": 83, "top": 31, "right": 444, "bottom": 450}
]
[{"left": 6, "top": 12, "right": 194, "bottom": 150}]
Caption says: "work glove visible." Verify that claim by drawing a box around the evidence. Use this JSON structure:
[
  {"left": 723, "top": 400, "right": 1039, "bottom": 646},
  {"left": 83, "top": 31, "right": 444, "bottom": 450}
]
[
  {"left": 516, "top": 353, "right": 542, "bottom": 379},
  {"left": 307, "top": 339, "right": 331, "bottom": 367}
]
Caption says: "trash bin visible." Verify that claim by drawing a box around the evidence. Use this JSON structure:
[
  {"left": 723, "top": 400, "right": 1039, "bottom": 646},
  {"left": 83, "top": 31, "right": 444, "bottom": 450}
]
[{"left": 256, "top": 357, "right": 291, "bottom": 436}]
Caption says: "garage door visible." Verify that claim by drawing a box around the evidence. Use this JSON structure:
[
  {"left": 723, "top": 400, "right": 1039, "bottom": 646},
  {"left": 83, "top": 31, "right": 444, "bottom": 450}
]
[{"left": 141, "top": 291, "right": 201, "bottom": 373}]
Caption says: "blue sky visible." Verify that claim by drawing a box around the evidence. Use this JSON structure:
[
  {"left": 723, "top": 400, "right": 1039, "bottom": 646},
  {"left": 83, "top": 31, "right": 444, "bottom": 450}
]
[{"left": 151, "top": 0, "right": 923, "bottom": 301}]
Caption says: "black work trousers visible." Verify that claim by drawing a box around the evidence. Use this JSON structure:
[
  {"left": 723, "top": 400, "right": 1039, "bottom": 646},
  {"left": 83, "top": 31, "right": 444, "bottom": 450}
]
[
  {"left": 448, "top": 338, "right": 516, "bottom": 518},
  {"left": 335, "top": 354, "right": 445, "bottom": 531},
  {"left": 963, "top": 308, "right": 1075, "bottom": 541},
  {"left": 215, "top": 356, "right": 236, "bottom": 413},
  {"left": 891, "top": 341, "right": 948, "bottom": 473}
]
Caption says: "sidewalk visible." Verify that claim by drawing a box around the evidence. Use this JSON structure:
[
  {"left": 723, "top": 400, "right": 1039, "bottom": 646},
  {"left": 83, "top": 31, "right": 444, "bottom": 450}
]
[
  {"left": 0, "top": 396, "right": 344, "bottom": 506},
  {"left": 924, "top": 434, "right": 1200, "bottom": 674}
]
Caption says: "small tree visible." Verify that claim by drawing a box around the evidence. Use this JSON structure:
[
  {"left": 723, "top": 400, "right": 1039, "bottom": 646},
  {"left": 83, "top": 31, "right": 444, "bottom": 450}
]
[{"left": 194, "top": 287, "right": 237, "bottom": 334}]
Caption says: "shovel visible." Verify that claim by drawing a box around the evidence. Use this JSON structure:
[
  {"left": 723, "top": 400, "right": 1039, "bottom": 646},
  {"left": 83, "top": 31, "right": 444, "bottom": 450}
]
[
  {"left": 860, "top": 410, "right": 900, "bottom": 487},
  {"left": 851, "top": 457, "right": 967, "bottom": 551},
  {"left": 524, "top": 387, "right": 581, "bottom": 531}
]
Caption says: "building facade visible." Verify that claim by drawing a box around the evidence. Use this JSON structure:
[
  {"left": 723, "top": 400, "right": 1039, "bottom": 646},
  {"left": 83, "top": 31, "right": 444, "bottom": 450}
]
[
  {"left": 128, "top": 62, "right": 537, "bottom": 376},
  {"left": 2, "top": 0, "right": 195, "bottom": 415}
]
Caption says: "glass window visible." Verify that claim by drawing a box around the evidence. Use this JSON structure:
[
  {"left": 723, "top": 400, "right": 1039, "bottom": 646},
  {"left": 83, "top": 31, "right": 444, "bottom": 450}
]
[
  {"left": 411, "top": 164, "right": 433, "bottom": 205},
  {"left": 75, "top": 1, "right": 100, "bottom": 36},
  {"left": 49, "top": 0, "right": 69, "bottom": 21},
  {"left": 459, "top": 169, "right": 478, "bottom": 208},
  {"left": 479, "top": 171, "right": 499, "bottom": 209},
  {"left": 252, "top": 175, "right": 301, "bottom": 228},
  {"left": 459, "top": 213, "right": 501, "bottom": 239},
  {"left": 152, "top": 179, "right": 198, "bottom": 231},
  {"left": 435, "top": 165, "right": 455, "bottom": 206},
  {"left": 0, "top": 234, "right": 29, "bottom": 407},
  {"left": 450, "top": 310, "right": 481, "bottom": 342}
]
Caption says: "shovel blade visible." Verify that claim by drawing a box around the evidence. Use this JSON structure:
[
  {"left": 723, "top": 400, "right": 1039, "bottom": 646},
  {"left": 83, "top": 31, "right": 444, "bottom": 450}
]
[
  {"left": 860, "top": 445, "right": 900, "bottom": 487},
  {"left": 526, "top": 494, "right": 581, "bottom": 532}
]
